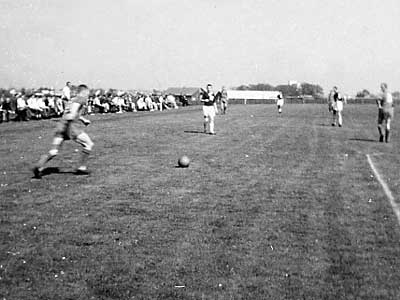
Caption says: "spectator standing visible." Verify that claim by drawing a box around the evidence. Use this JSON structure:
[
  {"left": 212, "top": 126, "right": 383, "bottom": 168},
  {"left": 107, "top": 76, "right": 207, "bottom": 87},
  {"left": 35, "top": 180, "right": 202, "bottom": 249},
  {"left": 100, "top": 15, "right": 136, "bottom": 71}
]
[{"left": 62, "top": 81, "right": 72, "bottom": 109}]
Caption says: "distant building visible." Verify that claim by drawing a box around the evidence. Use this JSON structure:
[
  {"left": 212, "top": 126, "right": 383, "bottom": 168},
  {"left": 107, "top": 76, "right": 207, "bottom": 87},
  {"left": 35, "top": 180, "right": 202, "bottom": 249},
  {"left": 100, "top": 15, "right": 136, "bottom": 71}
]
[{"left": 227, "top": 90, "right": 282, "bottom": 101}]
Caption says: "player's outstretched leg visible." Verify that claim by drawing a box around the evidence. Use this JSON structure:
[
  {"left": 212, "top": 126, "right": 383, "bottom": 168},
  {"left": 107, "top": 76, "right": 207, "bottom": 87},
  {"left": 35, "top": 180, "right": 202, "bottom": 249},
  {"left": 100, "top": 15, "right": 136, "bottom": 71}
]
[
  {"left": 75, "top": 132, "right": 94, "bottom": 175},
  {"left": 33, "top": 137, "right": 63, "bottom": 178}
]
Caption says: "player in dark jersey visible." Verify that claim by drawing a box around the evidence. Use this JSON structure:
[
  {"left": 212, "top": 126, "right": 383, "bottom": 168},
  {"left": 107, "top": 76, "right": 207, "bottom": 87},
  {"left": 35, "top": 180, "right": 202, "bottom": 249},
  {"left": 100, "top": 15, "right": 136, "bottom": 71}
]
[
  {"left": 33, "top": 84, "right": 94, "bottom": 178},
  {"left": 201, "top": 84, "right": 218, "bottom": 135}
]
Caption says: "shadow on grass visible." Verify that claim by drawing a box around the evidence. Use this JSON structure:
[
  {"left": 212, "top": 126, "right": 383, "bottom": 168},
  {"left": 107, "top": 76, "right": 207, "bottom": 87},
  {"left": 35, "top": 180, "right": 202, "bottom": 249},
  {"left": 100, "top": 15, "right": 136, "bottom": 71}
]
[
  {"left": 349, "top": 138, "right": 377, "bottom": 143},
  {"left": 184, "top": 130, "right": 206, "bottom": 134},
  {"left": 31, "top": 167, "right": 78, "bottom": 179}
]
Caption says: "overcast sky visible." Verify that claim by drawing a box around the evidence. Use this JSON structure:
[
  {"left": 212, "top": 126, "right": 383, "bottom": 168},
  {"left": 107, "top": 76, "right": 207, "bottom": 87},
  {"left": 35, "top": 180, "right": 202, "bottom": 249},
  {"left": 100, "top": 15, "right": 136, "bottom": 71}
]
[{"left": 1, "top": 0, "right": 400, "bottom": 94}]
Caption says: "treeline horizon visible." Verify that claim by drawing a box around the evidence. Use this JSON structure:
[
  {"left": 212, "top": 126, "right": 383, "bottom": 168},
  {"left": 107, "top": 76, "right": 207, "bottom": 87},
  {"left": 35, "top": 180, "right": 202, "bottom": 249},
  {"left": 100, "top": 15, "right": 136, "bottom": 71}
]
[{"left": 234, "top": 82, "right": 324, "bottom": 98}]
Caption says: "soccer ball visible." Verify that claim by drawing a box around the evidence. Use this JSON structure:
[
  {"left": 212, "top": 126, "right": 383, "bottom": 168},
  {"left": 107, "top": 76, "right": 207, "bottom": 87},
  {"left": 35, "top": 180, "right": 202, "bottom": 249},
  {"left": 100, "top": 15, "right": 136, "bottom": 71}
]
[{"left": 178, "top": 155, "right": 190, "bottom": 168}]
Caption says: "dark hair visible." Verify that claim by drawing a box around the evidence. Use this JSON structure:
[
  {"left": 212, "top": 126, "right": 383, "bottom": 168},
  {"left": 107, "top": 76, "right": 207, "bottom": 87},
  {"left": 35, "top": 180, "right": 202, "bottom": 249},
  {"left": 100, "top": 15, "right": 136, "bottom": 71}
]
[
  {"left": 207, "top": 83, "right": 213, "bottom": 87},
  {"left": 77, "top": 84, "right": 89, "bottom": 93}
]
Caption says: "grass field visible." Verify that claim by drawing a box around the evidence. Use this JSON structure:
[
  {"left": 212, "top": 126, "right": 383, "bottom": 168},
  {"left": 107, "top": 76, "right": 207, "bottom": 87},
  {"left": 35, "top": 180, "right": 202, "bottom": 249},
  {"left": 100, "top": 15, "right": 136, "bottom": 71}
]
[{"left": 1, "top": 104, "right": 400, "bottom": 299}]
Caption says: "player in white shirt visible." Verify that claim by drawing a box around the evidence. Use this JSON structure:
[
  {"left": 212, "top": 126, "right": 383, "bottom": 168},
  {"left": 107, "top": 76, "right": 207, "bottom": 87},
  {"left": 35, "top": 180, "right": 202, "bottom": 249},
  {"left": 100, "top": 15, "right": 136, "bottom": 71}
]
[
  {"left": 201, "top": 84, "right": 218, "bottom": 135},
  {"left": 377, "top": 83, "right": 394, "bottom": 143}
]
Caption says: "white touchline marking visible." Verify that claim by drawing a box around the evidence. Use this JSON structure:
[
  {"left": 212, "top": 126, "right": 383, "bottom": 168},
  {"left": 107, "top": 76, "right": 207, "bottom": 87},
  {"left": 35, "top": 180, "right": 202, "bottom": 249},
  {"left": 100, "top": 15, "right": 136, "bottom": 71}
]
[{"left": 366, "top": 154, "right": 400, "bottom": 225}]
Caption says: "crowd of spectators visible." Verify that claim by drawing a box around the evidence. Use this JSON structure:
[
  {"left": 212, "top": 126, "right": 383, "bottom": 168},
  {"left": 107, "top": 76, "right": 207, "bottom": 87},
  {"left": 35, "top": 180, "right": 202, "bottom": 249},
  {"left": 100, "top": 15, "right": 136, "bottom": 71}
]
[{"left": 0, "top": 85, "right": 187, "bottom": 123}]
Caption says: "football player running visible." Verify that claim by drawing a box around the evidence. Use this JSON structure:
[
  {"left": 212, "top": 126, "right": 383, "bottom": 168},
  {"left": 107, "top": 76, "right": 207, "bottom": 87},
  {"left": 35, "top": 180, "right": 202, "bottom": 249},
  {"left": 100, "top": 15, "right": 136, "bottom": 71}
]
[{"left": 33, "top": 84, "right": 94, "bottom": 178}]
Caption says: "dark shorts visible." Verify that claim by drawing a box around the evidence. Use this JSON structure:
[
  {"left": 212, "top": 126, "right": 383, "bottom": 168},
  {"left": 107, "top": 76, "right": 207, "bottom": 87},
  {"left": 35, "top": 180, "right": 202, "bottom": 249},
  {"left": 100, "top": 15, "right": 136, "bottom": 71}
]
[
  {"left": 55, "top": 120, "right": 82, "bottom": 140},
  {"left": 378, "top": 107, "right": 394, "bottom": 124}
]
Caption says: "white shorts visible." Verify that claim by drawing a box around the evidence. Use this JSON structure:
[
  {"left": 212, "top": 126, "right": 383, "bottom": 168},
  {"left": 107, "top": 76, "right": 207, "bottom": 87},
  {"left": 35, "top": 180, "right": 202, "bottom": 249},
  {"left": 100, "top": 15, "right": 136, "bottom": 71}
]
[
  {"left": 277, "top": 99, "right": 284, "bottom": 106},
  {"left": 203, "top": 105, "right": 216, "bottom": 118},
  {"left": 333, "top": 101, "right": 343, "bottom": 112}
]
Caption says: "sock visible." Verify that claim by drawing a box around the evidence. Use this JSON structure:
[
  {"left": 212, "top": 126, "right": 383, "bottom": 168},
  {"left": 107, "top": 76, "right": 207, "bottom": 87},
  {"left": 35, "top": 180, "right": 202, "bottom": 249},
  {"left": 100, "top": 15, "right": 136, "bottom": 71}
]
[
  {"left": 209, "top": 120, "right": 215, "bottom": 134},
  {"left": 385, "top": 129, "right": 390, "bottom": 143},
  {"left": 378, "top": 126, "right": 384, "bottom": 138},
  {"left": 78, "top": 150, "right": 90, "bottom": 170},
  {"left": 36, "top": 153, "right": 55, "bottom": 171}
]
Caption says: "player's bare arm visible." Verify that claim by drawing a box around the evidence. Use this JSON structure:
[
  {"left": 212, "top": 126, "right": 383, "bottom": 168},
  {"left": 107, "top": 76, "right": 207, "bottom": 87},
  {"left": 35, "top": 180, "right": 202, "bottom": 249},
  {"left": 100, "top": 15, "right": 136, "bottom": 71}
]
[
  {"left": 200, "top": 89, "right": 209, "bottom": 102},
  {"left": 376, "top": 96, "right": 383, "bottom": 109}
]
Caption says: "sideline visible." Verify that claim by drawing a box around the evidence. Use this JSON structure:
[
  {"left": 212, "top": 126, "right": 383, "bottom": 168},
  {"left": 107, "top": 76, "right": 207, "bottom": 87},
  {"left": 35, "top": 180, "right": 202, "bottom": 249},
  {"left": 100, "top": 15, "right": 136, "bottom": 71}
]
[{"left": 366, "top": 154, "right": 400, "bottom": 225}]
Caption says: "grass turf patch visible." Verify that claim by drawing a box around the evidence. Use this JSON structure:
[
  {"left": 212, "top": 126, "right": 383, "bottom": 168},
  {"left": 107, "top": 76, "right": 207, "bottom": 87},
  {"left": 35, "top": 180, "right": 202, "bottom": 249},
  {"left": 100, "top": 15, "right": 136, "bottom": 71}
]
[{"left": 1, "top": 104, "right": 400, "bottom": 299}]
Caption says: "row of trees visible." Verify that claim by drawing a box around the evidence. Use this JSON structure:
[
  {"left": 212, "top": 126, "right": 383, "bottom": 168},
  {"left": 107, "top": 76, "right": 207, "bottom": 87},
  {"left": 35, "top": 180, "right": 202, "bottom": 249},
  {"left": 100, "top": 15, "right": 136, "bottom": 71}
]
[
  {"left": 235, "top": 83, "right": 324, "bottom": 98},
  {"left": 356, "top": 89, "right": 400, "bottom": 99},
  {"left": 235, "top": 83, "right": 400, "bottom": 99}
]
